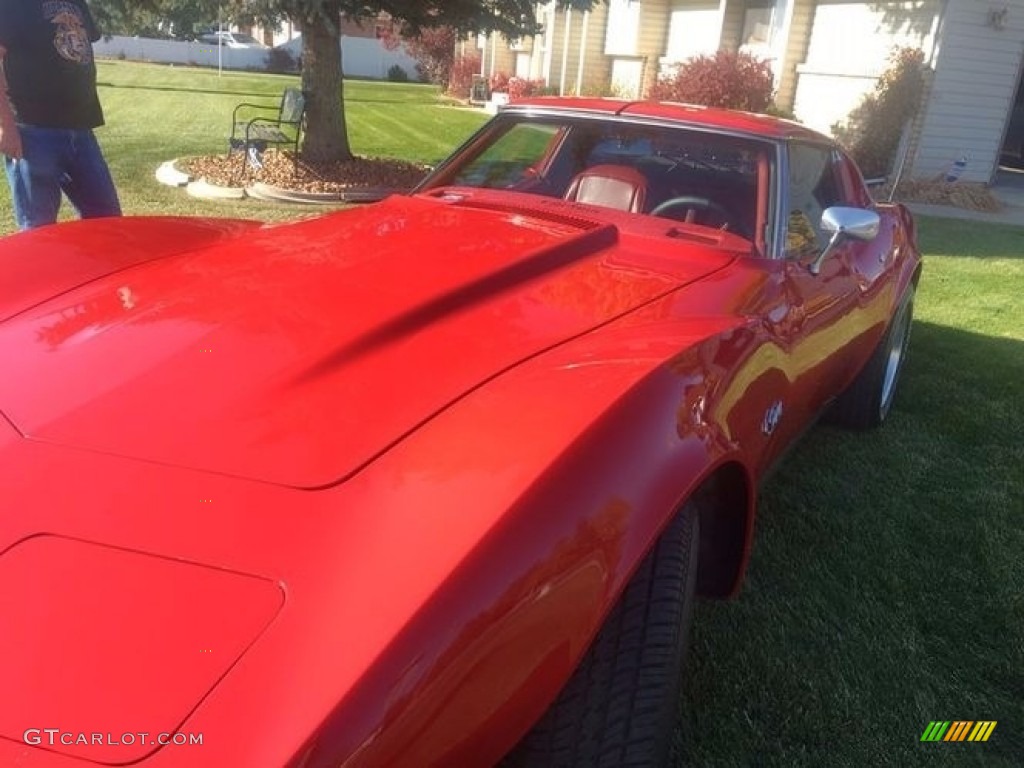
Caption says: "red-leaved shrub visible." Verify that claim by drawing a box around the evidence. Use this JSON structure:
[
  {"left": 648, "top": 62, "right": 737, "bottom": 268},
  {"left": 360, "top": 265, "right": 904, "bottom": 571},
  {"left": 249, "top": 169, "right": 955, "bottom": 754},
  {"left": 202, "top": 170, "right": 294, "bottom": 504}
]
[
  {"left": 380, "top": 25, "right": 456, "bottom": 86},
  {"left": 489, "top": 71, "right": 511, "bottom": 93},
  {"left": 447, "top": 54, "right": 482, "bottom": 98},
  {"left": 507, "top": 77, "right": 545, "bottom": 101},
  {"left": 482, "top": 73, "right": 545, "bottom": 101},
  {"left": 648, "top": 50, "right": 774, "bottom": 112}
]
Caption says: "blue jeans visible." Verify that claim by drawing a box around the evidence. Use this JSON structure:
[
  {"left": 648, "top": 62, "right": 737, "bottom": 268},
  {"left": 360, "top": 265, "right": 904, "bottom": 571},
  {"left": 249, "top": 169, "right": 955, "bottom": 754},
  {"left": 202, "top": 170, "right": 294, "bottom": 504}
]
[{"left": 4, "top": 126, "right": 121, "bottom": 231}]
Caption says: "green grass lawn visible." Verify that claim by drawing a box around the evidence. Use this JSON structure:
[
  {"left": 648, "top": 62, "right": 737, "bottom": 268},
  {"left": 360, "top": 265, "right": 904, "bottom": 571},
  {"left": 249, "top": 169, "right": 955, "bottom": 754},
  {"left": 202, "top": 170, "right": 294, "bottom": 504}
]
[
  {"left": 0, "top": 59, "right": 488, "bottom": 233},
  {"left": 680, "top": 218, "right": 1024, "bottom": 766},
  {"left": 2, "top": 60, "right": 1020, "bottom": 767}
]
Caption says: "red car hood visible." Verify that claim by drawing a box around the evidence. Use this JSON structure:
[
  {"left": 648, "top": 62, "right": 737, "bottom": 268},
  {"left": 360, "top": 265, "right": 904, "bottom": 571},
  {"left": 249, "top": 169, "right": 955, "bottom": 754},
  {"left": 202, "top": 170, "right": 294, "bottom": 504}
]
[{"left": 0, "top": 194, "right": 733, "bottom": 488}]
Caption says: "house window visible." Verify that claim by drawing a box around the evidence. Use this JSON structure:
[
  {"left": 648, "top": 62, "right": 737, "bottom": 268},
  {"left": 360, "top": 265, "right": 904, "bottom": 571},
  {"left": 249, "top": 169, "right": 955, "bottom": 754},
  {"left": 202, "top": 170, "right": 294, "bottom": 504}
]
[
  {"left": 665, "top": 3, "right": 720, "bottom": 64},
  {"left": 741, "top": 0, "right": 790, "bottom": 59},
  {"left": 605, "top": 0, "right": 641, "bottom": 56}
]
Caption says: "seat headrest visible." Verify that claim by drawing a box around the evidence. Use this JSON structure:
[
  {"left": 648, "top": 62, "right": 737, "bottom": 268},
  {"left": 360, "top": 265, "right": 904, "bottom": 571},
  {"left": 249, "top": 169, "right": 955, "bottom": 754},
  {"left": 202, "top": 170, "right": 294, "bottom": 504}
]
[{"left": 564, "top": 164, "right": 648, "bottom": 213}]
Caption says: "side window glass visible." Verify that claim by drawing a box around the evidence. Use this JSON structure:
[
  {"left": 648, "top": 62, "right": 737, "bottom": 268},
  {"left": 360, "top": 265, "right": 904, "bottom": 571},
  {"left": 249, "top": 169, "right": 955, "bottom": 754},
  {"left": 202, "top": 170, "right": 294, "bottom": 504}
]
[
  {"left": 450, "top": 123, "right": 560, "bottom": 189},
  {"left": 784, "top": 143, "right": 843, "bottom": 259},
  {"left": 836, "top": 150, "right": 872, "bottom": 207}
]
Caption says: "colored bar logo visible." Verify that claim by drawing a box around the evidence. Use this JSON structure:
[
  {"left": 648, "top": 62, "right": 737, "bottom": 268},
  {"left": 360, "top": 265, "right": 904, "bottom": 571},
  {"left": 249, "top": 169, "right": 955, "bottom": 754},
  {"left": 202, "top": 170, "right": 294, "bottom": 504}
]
[{"left": 921, "top": 721, "right": 997, "bottom": 742}]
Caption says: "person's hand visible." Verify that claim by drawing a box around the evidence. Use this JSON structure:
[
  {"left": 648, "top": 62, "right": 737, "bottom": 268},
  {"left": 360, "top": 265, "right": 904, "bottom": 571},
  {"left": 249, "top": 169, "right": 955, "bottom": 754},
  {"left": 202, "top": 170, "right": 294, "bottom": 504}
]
[{"left": 0, "top": 119, "right": 22, "bottom": 159}]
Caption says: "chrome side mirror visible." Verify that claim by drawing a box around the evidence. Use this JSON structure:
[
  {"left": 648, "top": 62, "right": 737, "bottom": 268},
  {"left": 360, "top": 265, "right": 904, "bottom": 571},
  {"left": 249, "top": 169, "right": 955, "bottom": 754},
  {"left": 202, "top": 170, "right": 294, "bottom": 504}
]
[{"left": 809, "top": 206, "right": 881, "bottom": 275}]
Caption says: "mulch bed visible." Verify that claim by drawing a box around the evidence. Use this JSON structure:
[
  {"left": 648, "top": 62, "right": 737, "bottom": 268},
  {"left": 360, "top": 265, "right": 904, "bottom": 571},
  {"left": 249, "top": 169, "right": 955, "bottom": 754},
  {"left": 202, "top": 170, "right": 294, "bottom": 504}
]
[
  {"left": 183, "top": 149, "right": 430, "bottom": 195},
  {"left": 881, "top": 180, "right": 1003, "bottom": 212}
]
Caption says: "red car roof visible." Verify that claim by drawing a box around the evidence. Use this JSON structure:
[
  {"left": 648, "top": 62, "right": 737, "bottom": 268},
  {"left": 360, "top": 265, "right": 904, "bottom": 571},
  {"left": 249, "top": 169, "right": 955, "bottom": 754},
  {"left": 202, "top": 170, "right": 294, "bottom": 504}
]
[{"left": 506, "top": 97, "right": 831, "bottom": 143}]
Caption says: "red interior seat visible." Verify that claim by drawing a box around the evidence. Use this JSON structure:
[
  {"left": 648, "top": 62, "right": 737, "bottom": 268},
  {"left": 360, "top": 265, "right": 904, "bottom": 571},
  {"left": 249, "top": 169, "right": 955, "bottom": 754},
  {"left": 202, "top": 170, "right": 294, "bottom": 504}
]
[{"left": 563, "top": 164, "right": 648, "bottom": 213}]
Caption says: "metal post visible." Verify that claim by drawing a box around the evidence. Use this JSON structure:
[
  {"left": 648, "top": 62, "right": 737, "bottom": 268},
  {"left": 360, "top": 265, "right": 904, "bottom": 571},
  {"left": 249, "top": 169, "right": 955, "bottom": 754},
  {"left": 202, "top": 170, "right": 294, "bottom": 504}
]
[{"left": 217, "top": 6, "right": 223, "bottom": 76}]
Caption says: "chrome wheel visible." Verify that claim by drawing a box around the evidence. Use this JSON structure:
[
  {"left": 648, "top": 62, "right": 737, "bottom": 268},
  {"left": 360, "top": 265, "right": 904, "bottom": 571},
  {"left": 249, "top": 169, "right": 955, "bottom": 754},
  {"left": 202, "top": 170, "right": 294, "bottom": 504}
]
[
  {"left": 829, "top": 284, "right": 917, "bottom": 430},
  {"left": 879, "top": 294, "right": 913, "bottom": 419}
]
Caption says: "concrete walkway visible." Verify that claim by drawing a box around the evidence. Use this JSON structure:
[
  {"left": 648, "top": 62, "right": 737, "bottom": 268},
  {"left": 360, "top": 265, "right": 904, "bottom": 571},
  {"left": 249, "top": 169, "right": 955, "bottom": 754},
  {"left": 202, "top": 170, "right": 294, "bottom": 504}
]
[{"left": 905, "top": 166, "right": 1024, "bottom": 226}]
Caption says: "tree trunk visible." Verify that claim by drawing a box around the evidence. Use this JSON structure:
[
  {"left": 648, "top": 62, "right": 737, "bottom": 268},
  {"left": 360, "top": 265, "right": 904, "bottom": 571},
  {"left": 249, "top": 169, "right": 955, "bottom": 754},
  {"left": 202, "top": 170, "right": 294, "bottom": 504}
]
[{"left": 300, "top": 9, "right": 352, "bottom": 163}]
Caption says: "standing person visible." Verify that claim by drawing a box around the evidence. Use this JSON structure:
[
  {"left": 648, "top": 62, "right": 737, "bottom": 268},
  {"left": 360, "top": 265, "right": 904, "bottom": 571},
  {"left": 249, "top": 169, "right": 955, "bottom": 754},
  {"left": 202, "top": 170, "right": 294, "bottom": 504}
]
[{"left": 0, "top": 0, "right": 121, "bottom": 231}]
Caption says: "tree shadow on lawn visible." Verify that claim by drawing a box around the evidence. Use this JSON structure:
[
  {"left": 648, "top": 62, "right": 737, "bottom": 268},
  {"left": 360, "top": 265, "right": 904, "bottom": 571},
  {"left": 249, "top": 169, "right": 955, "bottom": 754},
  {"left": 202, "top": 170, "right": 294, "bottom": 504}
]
[
  {"left": 340, "top": 97, "right": 439, "bottom": 105},
  {"left": 676, "top": 320, "right": 1023, "bottom": 767},
  {"left": 97, "top": 82, "right": 449, "bottom": 108},
  {"left": 97, "top": 82, "right": 279, "bottom": 100}
]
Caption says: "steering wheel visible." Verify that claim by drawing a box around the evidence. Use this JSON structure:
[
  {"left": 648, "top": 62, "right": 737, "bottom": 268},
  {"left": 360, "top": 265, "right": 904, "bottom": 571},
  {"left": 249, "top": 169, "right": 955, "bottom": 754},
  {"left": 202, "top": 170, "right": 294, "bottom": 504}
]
[{"left": 649, "top": 195, "right": 739, "bottom": 232}]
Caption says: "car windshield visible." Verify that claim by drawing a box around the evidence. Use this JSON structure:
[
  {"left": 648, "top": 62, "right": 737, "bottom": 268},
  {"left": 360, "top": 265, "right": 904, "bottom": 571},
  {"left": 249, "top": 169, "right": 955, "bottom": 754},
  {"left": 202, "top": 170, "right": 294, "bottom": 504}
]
[
  {"left": 421, "top": 113, "right": 773, "bottom": 244},
  {"left": 419, "top": 115, "right": 770, "bottom": 246},
  {"left": 231, "top": 34, "right": 262, "bottom": 45}
]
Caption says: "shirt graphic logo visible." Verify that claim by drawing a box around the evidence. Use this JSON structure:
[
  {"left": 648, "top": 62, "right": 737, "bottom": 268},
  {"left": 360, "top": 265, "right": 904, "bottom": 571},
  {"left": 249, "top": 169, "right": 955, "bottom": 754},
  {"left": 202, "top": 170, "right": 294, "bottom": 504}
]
[{"left": 44, "top": 2, "right": 93, "bottom": 65}]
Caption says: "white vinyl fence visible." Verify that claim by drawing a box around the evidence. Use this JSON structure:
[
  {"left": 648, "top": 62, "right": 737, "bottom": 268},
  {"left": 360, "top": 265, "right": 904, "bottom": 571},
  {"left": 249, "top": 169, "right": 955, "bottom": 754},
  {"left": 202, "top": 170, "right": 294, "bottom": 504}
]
[{"left": 94, "top": 35, "right": 419, "bottom": 80}]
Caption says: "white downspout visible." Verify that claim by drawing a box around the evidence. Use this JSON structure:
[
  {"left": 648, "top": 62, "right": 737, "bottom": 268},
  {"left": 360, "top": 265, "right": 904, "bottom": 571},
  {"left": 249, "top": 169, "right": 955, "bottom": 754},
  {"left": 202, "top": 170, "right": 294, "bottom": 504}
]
[
  {"left": 542, "top": 2, "right": 555, "bottom": 86},
  {"left": 575, "top": 11, "right": 590, "bottom": 96},
  {"left": 559, "top": 7, "right": 573, "bottom": 95},
  {"left": 772, "top": 0, "right": 796, "bottom": 91}
]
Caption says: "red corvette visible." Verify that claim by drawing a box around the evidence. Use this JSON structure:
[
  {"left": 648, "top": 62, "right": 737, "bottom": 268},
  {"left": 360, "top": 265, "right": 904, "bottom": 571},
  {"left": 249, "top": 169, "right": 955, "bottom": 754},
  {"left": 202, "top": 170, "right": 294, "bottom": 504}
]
[{"left": 0, "top": 99, "right": 920, "bottom": 767}]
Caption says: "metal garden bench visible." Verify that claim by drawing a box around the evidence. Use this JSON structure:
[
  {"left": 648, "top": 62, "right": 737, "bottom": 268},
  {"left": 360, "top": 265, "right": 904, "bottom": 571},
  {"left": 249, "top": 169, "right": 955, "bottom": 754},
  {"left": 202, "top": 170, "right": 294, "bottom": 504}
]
[{"left": 229, "top": 87, "right": 306, "bottom": 174}]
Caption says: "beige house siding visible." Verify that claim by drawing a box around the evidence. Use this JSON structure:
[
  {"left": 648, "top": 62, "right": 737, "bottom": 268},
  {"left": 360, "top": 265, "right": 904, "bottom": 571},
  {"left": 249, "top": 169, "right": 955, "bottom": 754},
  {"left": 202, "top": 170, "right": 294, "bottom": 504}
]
[
  {"left": 717, "top": 0, "right": 810, "bottom": 111},
  {"left": 910, "top": 0, "right": 1024, "bottom": 183},
  {"left": 574, "top": 0, "right": 671, "bottom": 97},
  {"left": 573, "top": 7, "right": 610, "bottom": 94},
  {"left": 775, "top": 0, "right": 815, "bottom": 111},
  {"left": 566, "top": 5, "right": 611, "bottom": 95},
  {"left": 900, "top": 65, "right": 937, "bottom": 182},
  {"left": 471, "top": 2, "right": 671, "bottom": 98},
  {"left": 549, "top": 7, "right": 579, "bottom": 93},
  {"left": 638, "top": 0, "right": 673, "bottom": 95},
  {"left": 516, "top": 2, "right": 613, "bottom": 96},
  {"left": 475, "top": 33, "right": 518, "bottom": 82},
  {"left": 554, "top": 4, "right": 612, "bottom": 95},
  {"left": 719, "top": 0, "right": 744, "bottom": 52}
]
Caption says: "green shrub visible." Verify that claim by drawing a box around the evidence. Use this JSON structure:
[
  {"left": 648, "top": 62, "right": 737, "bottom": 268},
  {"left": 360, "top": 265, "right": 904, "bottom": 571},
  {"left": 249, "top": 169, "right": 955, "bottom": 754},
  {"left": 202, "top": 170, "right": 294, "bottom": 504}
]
[
  {"left": 264, "top": 47, "right": 297, "bottom": 74},
  {"left": 833, "top": 47, "right": 926, "bottom": 179},
  {"left": 647, "top": 50, "right": 774, "bottom": 112},
  {"left": 764, "top": 103, "right": 796, "bottom": 120},
  {"left": 387, "top": 64, "right": 410, "bottom": 82}
]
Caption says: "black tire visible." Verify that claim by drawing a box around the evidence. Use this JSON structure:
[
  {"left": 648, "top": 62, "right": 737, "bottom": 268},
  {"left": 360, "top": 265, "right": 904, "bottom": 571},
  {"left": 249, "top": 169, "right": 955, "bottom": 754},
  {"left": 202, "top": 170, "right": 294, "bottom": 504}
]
[
  {"left": 505, "top": 503, "right": 700, "bottom": 768},
  {"left": 830, "top": 285, "right": 915, "bottom": 429}
]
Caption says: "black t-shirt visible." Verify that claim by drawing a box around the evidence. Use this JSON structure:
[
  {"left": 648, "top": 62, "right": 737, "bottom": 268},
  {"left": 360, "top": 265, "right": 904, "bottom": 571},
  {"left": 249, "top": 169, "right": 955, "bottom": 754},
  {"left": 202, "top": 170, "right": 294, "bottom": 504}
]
[{"left": 0, "top": 0, "right": 104, "bottom": 129}]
